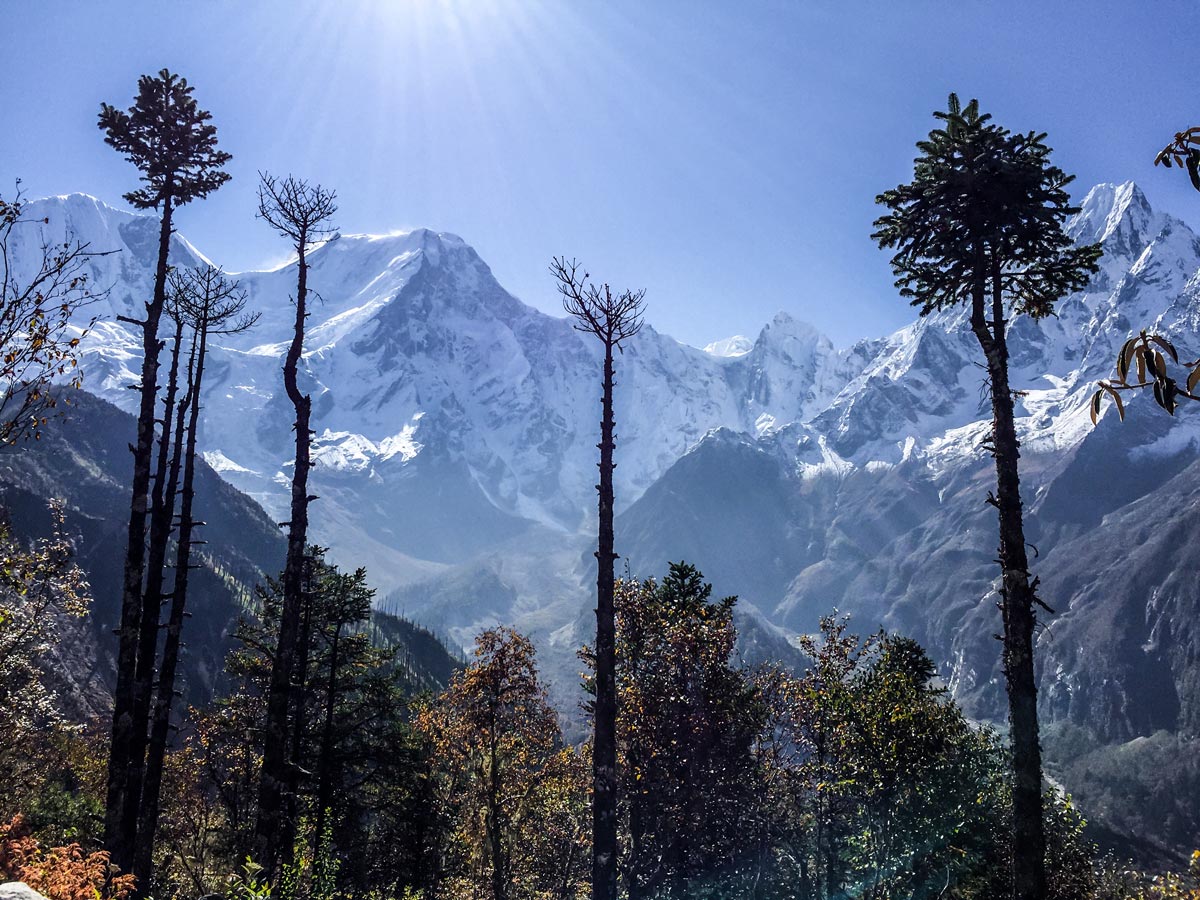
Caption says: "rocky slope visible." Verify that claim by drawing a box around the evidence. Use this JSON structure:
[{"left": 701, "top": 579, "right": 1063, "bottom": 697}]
[{"left": 0, "top": 390, "right": 460, "bottom": 714}]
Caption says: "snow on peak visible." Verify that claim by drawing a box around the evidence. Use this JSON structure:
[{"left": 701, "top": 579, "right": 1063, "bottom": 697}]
[
  {"left": 202, "top": 450, "right": 257, "bottom": 475},
  {"left": 704, "top": 335, "right": 754, "bottom": 357},
  {"left": 312, "top": 421, "right": 424, "bottom": 472},
  {"left": 753, "top": 312, "right": 830, "bottom": 356},
  {"left": 41, "top": 181, "right": 1200, "bottom": 565},
  {"left": 1069, "top": 182, "right": 1157, "bottom": 247}
]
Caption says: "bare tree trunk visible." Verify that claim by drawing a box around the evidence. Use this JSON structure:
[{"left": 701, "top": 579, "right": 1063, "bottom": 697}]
[
  {"left": 593, "top": 340, "right": 618, "bottom": 900},
  {"left": 970, "top": 267, "right": 1046, "bottom": 900},
  {"left": 627, "top": 760, "right": 645, "bottom": 900},
  {"left": 312, "top": 618, "right": 341, "bottom": 852},
  {"left": 134, "top": 325, "right": 202, "bottom": 888},
  {"left": 487, "top": 728, "right": 508, "bottom": 900},
  {"left": 107, "top": 194, "right": 173, "bottom": 874},
  {"left": 256, "top": 239, "right": 313, "bottom": 877},
  {"left": 127, "top": 317, "right": 187, "bottom": 887},
  {"left": 282, "top": 577, "right": 315, "bottom": 864}
]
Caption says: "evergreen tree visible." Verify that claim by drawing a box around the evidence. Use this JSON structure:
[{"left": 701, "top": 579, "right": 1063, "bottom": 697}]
[
  {"left": 225, "top": 549, "right": 430, "bottom": 898},
  {"left": 603, "top": 563, "right": 765, "bottom": 899},
  {"left": 252, "top": 173, "right": 337, "bottom": 878},
  {"left": 98, "top": 68, "right": 231, "bottom": 876},
  {"left": 872, "top": 94, "right": 1101, "bottom": 900},
  {"left": 416, "top": 627, "right": 588, "bottom": 900},
  {"left": 550, "top": 257, "right": 645, "bottom": 900}
]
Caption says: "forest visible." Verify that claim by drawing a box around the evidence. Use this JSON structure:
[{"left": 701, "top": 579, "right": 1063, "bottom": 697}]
[{"left": 2, "top": 54, "right": 1200, "bottom": 900}]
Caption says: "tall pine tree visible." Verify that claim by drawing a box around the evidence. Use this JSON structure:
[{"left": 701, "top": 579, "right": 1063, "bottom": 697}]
[
  {"left": 98, "top": 69, "right": 230, "bottom": 877},
  {"left": 872, "top": 94, "right": 1100, "bottom": 900}
]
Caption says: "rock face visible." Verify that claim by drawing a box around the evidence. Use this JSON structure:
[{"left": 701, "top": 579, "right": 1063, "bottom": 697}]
[
  {"left": 0, "top": 883, "right": 51, "bottom": 900},
  {"left": 19, "top": 186, "right": 1200, "bottom": 770}
]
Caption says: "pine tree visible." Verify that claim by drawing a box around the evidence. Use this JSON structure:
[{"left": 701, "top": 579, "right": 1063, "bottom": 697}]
[
  {"left": 603, "top": 563, "right": 764, "bottom": 899},
  {"left": 252, "top": 173, "right": 337, "bottom": 878},
  {"left": 550, "top": 257, "right": 644, "bottom": 900},
  {"left": 221, "top": 549, "right": 429, "bottom": 897},
  {"left": 98, "top": 68, "right": 231, "bottom": 877},
  {"left": 872, "top": 94, "right": 1100, "bottom": 900}
]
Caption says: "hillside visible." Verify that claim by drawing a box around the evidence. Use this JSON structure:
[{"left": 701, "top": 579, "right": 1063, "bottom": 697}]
[{"left": 0, "top": 391, "right": 461, "bottom": 713}]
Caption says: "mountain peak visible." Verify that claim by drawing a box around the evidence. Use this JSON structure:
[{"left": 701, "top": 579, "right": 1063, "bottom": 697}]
[
  {"left": 1069, "top": 181, "right": 1158, "bottom": 248},
  {"left": 336, "top": 226, "right": 467, "bottom": 247},
  {"left": 305, "top": 225, "right": 482, "bottom": 282},
  {"left": 24, "top": 193, "right": 140, "bottom": 237},
  {"left": 704, "top": 335, "right": 754, "bottom": 358},
  {"left": 755, "top": 311, "right": 828, "bottom": 350}
]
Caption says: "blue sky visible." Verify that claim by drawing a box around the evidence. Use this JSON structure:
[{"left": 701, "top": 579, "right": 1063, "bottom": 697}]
[{"left": 4, "top": 0, "right": 1199, "bottom": 348}]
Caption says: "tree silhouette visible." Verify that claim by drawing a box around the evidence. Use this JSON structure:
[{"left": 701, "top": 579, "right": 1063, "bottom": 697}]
[
  {"left": 873, "top": 94, "right": 1100, "bottom": 900},
  {"left": 550, "top": 256, "right": 644, "bottom": 900},
  {"left": 1155, "top": 128, "right": 1200, "bottom": 192},
  {"left": 134, "top": 266, "right": 257, "bottom": 891},
  {"left": 98, "top": 68, "right": 231, "bottom": 877},
  {"left": 253, "top": 172, "right": 337, "bottom": 878},
  {"left": 1093, "top": 129, "right": 1200, "bottom": 419},
  {"left": 0, "top": 184, "right": 106, "bottom": 444}
]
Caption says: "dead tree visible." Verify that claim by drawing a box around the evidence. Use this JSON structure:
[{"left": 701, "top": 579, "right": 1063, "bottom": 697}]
[
  {"left": 253, "top": 173, "right": 337, "bottom": 878},
  {"left": 550, "top": 256, "right": 645, "bottom": 900},
  {"left": 128, "top": 276, "right": 191, "bottom": 878},
  {"left": 133, "top": 266, "right": 257, "bottom": 890}
]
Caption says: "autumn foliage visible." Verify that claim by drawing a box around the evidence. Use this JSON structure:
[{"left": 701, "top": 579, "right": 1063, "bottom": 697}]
[{"left": 0, "top": 815, "right": 135, "bottom": 900}]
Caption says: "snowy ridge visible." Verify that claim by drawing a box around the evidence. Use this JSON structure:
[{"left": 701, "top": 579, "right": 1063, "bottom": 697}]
[
  {"left": 23, "top": 184, "right": 1200, "bottom": 759},
  {"left": 23, "top": 182, "right": 1200, "bottom": 593},
  {"left": 704, "top": 335, "right": 753, "bottom": 357}
]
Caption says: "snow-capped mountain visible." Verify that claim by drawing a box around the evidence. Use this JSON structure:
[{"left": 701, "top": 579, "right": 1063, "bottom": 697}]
[
  {"left": 21, "top": 184, "right": 1200, "bottom": 758},
  {"left": 29, "top": 194, "right": 873, "bottom": 580},
  {"left": 703, "top": 335, "right": 753, "bottom": 358},
  {"left": 615, "top": 180, "right": 1200, "bottom": 747},
  {"left": 19, "top": 182, "right": 1200, "bottom": 857}
]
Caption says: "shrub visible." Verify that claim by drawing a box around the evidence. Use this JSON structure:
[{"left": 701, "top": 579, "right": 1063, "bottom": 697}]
[{"left": 0, "top": 814, "right": 135, "bottom": 900}]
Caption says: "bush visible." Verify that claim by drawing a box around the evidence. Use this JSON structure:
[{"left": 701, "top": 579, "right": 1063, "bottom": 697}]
[{"left": 0, "top": 814, "right": 135, "bottom": 900}]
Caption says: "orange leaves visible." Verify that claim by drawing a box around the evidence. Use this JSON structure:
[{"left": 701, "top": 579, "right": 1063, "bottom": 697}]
[
  {"left": 0, "top": 815, "right": 135, "bottom": 900},
  {"left": 416, "top": 627, "right": 589, "bottom": 898}
]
